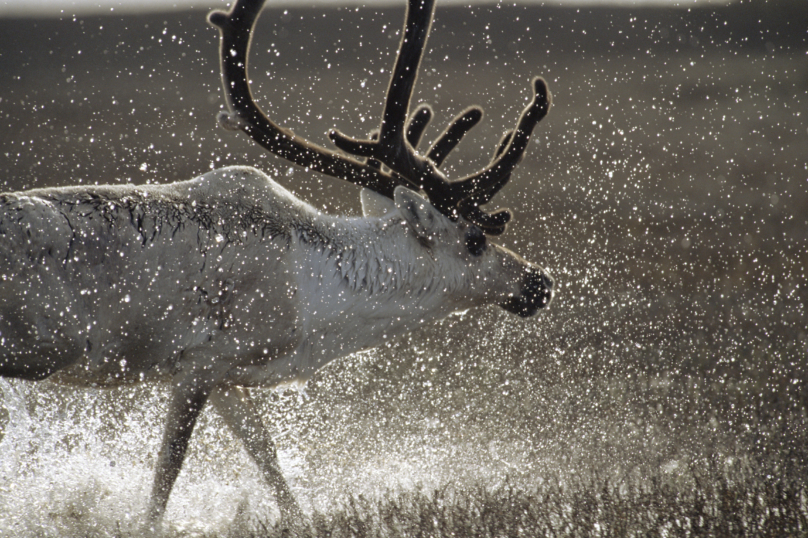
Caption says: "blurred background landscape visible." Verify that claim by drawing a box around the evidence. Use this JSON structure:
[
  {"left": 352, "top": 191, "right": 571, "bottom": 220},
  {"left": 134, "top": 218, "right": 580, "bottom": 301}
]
[{"left": 1, "top": 0, "right": 806, "bottom": 535}]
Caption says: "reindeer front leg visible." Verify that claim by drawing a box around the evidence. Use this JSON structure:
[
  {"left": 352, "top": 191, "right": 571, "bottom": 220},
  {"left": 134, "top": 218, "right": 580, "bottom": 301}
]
[
  {"left": 209, "top": 386, "right": 304, "bottom": 527},
  {"left": 146, "top": 376, "right": 215, "bottom": 531}
]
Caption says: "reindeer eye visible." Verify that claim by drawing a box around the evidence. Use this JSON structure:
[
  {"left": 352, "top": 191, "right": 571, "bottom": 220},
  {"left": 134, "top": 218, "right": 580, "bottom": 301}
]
[{"left": 465, "top": 226, "right": 486, "bottom": 256}]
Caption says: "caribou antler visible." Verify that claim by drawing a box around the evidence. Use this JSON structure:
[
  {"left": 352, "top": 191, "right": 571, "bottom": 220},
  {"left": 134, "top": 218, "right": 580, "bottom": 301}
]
[
  {"left": 207, "top": 1, "right": 405, "bottom": 198},
  {"left": 209, "top": 0, "right": 551, "bottom": 234}
]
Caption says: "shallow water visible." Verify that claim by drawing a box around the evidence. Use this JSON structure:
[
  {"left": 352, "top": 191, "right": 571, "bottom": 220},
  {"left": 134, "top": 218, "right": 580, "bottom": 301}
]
[
  {"left": 0, "top": 364, "right": 541, "bottom": 536},
  {"left": 0, "top": 379, "right": 291, "bottom": 535}
]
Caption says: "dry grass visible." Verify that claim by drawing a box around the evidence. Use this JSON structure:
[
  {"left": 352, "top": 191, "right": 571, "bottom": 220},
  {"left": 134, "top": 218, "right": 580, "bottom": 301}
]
[{"left": 237, "top": 465, "right": 807, "bottom": 538}]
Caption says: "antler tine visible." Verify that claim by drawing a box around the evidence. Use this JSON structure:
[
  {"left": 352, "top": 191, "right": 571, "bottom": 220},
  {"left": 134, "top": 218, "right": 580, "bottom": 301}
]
[
  {"left": 329, "top": 0, "right": 436, "bottom": 179},
  {"left": 450, "top": 80, "right": 550, "bottom": 236},
  {"left": 448, "top": 76, "right": 552, "bottom": 210},
  {"left": 493, "top": 129, "right": 515, "bottom": 161},
  {"left": 329, "top": 0, "right": 479, "bottom": 218},
  {"left": 453, "top": 131, "right": 512, "bottom": 234},
  {"left": 432, "top": 77, "right": 551, "bottom": 235},
  {"left": 208, "top": 0, "right": 406, "bottom": 198},
  {"left": 427, "top": 106, "right": 484, "bottom": 167},
  {"left": 406, "top": 104, "right": 433, "bottom": 149}
]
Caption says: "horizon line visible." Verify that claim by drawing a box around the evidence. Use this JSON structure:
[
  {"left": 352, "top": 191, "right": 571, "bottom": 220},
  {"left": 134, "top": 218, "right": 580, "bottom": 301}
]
[{"left": 0, "top": 0, "right": 737, "bottom": 19}]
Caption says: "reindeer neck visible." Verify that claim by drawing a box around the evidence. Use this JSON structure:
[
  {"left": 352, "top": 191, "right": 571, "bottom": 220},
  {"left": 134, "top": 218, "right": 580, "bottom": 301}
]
[{"left": 289, "top": 211, "right": 460, "bottom": 348}]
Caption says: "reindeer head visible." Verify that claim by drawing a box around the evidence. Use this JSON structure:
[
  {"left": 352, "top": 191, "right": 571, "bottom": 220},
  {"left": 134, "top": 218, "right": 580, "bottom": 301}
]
[
  {"left": 209, "top": 0, "right": 554, "bottom": 316},
  {"left": 378, "top": 187, "right": 552, "bottom": 317}
]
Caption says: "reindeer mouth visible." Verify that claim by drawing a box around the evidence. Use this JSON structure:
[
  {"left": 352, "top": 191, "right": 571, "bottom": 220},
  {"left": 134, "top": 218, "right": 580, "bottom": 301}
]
[{"left": 499, "top": 269, "right": 554, "bottom": 318}]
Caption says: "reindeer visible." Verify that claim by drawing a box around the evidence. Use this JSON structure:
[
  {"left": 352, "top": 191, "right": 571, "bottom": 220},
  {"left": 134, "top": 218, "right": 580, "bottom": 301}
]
[{"left": 0, "top": 0, "right": 553, "bottom": 530}]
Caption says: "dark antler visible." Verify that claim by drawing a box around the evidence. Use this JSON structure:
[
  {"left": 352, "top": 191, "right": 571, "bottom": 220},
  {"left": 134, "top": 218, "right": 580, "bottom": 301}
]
[
  {"left": 209, "top": 0, "right": 551, "bottom": 235},
  {"left": 208, "top": 0, "right": 407, "bottom": 198}
]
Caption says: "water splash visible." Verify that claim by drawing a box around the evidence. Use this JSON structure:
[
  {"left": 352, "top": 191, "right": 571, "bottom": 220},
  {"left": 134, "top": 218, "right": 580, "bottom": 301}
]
[{"left": 0, "top": 380, "right": 308, "bottom": 536}]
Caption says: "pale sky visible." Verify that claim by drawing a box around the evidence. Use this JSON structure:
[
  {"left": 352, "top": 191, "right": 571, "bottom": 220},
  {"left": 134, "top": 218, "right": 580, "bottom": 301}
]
[{"left": 0, "top": 0, "right": 734, "bottom": 18}]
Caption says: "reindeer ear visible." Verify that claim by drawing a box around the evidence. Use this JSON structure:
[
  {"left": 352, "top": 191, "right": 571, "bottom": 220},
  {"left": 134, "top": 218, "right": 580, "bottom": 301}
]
[
  {"left": 361, "top": 187, "right": 397, "bottom": 217},
  {"left": 394, "top": 186, "right": 446, "bottom": 240}
]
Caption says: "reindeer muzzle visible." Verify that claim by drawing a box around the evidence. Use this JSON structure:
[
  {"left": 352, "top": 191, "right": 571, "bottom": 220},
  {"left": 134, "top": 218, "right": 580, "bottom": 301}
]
[{"left": 499, "top": 268, "right": 554, "bottom": 318}]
